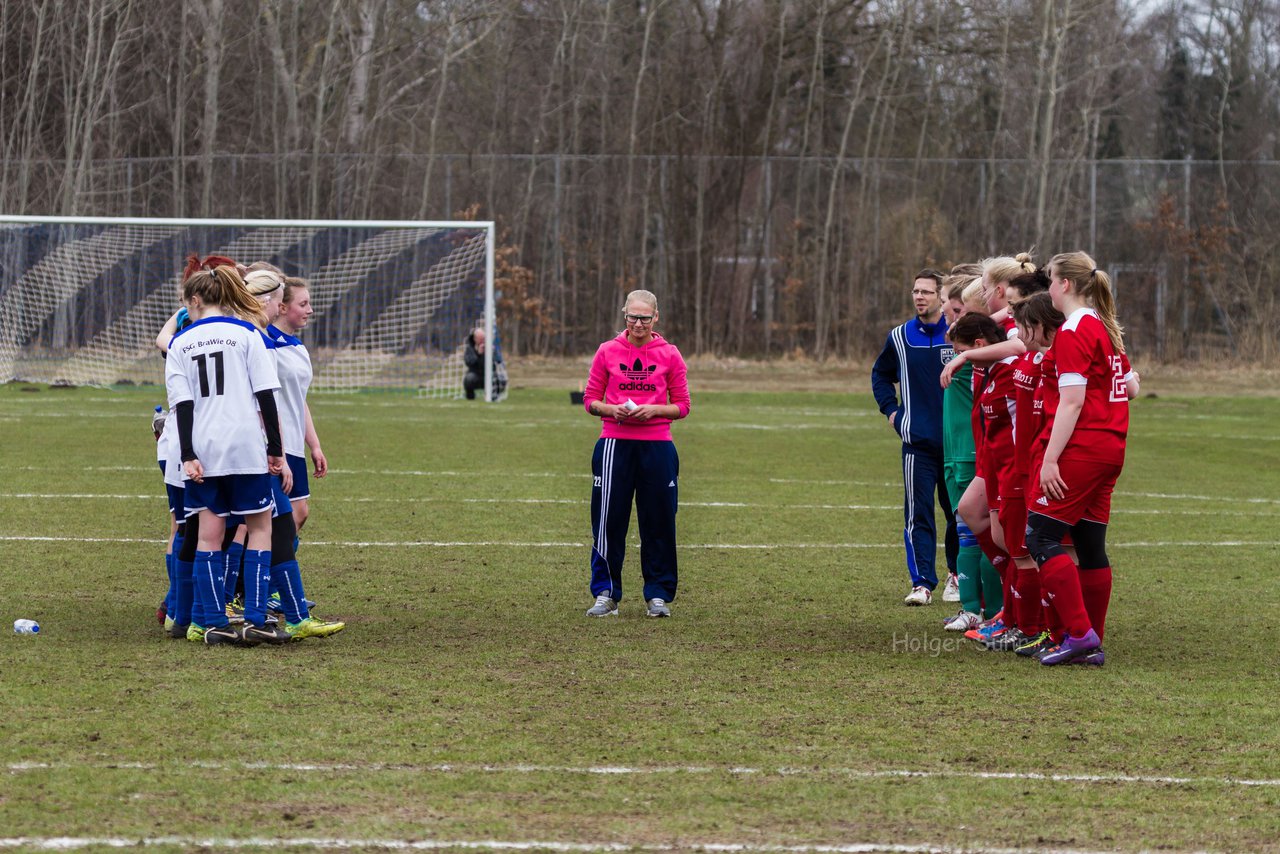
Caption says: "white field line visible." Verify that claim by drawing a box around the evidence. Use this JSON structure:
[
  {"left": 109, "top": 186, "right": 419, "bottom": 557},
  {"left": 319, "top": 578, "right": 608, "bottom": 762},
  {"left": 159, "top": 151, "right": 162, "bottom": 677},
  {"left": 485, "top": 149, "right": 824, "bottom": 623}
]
[
  {"left": 0, "top": 493, "right": 899, "bottom": 512},
  {"left": 0, "top": 409, "right": 880, "bottom": 431},
  {"left": 2, "top": 493, "right": 1276, "bottom": 518},
  {"left": 3, "top": 466, "right": 1278, "bottom": 507},
  {"left": 0, "top": 837, "right": 1152, "bottom": 854},
  {"left": 0, "top": 535, "right": 1276, "bottom": 550},
  {"left": 6, "top": 760, "right": 1279, "bottom": 788}
]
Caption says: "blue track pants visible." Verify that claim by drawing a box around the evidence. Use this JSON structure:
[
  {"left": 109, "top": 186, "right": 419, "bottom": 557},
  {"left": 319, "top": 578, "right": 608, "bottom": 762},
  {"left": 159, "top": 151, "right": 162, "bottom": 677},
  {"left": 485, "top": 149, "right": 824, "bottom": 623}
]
[
  {"left": 590, "top": 438, "right": 679, "bottom": 603},
  {"left": 901, "top": 444, "right": 957, "bottom": 590}
]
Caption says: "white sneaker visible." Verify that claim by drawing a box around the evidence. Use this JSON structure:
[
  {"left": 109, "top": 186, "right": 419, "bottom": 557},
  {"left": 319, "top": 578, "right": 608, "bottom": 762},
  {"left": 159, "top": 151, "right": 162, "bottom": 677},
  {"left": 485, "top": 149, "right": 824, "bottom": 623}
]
[
  {"left": 904, "top": 586, "right": 932, "bottom": 606},
  {"left": 586, "top": 594, "right": 617, "bottom": 617},
  {"left": 646, "top": 598, "right": 671, "bottom": 618},
  {"left": 942, "top": 573, "right": 960, "bottom": 602},
  {"left": 942, "top": 610, "right": 980, "bottom": 631}
]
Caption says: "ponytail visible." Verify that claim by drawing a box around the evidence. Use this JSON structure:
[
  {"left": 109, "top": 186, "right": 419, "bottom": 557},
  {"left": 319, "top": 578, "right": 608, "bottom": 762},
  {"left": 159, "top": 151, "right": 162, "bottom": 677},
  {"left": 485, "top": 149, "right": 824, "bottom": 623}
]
[
  {"left": 182, "top": 266, "right": 268, "bottom": 328},
  {"left": 1049, "top": 251, "right": 1124, "bottom": 354}
]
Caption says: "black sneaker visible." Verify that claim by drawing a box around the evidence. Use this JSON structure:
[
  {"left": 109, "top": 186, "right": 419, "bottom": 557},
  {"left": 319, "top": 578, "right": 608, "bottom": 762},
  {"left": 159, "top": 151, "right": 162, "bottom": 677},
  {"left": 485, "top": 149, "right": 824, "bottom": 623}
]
[
  {"left": 204, "top": 624, "right": 248, "bottom": 647},
  {"left": 1014, "top": 631, "right": 1052, "bottom": 657},
  {"left": 983, "top": 628, "right": 1031, "bottom": 652},
  {"left": 243, "top": 622, "right": 291, "bottom": 646}
]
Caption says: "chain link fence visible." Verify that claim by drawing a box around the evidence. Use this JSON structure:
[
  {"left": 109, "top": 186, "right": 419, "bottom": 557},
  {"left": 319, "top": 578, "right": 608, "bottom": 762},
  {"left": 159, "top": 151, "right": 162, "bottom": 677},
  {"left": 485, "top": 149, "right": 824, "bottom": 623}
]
[{"left": 3, "top": 153, "right": 1274, "bottom": 362}]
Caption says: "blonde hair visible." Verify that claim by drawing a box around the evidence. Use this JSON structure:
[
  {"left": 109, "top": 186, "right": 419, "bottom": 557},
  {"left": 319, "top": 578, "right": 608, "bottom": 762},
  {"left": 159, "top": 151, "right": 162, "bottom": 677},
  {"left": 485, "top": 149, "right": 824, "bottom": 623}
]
[
  {"left": 622, "top": 289, "right": 658, "bottom": 313},
  {"left": 244, "top": 269, "right": 284, "bottom": 298},
  {"left": 982, "top": 252, "right": 1037, "bottom": 287},
  {"left": 1049, "top": 251, "right": 1124, "bottom": 354},
  {"left": 182, "top": 266, "right": 267, "bottom": 327},
  {"left": 960, "top": 277, "right": 986, "bottom": 313}
]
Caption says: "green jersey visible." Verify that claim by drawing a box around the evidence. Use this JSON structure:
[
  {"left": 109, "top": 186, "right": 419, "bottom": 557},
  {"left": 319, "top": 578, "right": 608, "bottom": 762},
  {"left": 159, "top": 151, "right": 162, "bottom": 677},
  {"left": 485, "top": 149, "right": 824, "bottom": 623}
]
[{"left": 942, "top": 360, "right": 976, "bottom": 464}]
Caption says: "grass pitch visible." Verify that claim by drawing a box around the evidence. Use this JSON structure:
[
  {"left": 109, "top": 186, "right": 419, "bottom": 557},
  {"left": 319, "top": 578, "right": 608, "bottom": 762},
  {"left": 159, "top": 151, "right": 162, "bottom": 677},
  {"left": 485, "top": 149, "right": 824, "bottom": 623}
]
[{"left": 0, "top": 379, "right": 1278, "bottom": 853}]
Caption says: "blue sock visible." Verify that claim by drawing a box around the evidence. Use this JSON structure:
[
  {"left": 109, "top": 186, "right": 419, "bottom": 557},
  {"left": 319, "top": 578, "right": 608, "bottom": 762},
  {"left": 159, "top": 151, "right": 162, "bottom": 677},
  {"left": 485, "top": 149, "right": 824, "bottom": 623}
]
[
  {"left": 243, "top": 549, "right": 273, "bottom": 626},
  {"left": 164, "top": 552, "right": 175, "bottom": 617},
  {"left": 194, "top": 550, "right": 227, "bottom": 628},
  {"left": 174, "top": 557, "right": 194, "bottom": 626},
  {"left": 165, "top": 533, "right": 185, "bottom": 618},
  {"left": 293, "top": 535, "right": 300, "bottom": 555},
  {"left": 270, "top": 560, "right": 309, "bottom": 623},
  {"left": 223, "top": 541, "right": 245, "bottom": 602}
]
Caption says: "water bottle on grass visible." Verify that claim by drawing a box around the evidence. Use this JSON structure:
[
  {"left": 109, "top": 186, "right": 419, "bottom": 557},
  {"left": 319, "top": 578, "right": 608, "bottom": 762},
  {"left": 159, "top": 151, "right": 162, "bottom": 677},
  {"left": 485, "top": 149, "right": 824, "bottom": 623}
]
[{"left": 14, "top": 619, "right": 39, "bottom": 634}]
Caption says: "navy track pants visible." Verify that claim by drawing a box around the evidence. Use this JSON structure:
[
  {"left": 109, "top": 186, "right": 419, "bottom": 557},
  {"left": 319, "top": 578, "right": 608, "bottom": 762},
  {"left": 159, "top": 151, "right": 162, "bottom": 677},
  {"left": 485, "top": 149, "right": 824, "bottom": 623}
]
[
  {"left": 901, "top": 444, "right": 957, "bottom": 590},
  {"left": 590, "top": 438, "right": 679, "bottom": 603}
]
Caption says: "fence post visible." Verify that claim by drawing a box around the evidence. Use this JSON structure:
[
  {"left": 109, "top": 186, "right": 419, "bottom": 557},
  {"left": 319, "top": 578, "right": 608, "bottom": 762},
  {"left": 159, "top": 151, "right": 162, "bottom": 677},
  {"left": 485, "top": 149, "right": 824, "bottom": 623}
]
[{"left": 1182, "top": 155, "right": 1191, "bottom": 339}]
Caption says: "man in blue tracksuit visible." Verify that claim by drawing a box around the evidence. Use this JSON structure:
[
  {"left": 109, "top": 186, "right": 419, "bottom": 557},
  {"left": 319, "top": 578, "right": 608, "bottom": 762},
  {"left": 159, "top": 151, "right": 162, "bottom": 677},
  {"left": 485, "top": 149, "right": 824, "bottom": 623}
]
[{"left": 871, "top": 269, "right": 958, "bottom": 605}]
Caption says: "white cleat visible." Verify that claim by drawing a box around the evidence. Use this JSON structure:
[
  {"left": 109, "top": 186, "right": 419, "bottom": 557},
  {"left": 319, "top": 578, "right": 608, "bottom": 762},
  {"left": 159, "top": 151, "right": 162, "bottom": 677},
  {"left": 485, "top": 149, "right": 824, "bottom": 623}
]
[
  {"left": 942, "top": 610, "right": 981, "bottom": 631},
  {"left": 904, "top": 586, "right": 933, "bottom": 606},
  {"left": 942, "top": 573, "right": 960, "bottom": 602}
]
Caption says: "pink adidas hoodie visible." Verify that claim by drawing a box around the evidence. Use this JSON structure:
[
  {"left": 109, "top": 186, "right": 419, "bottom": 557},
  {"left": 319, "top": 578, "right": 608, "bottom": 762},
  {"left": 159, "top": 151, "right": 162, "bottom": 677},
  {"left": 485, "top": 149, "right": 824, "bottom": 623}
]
[{"left": 584, "top": 331, "right": 691, "bottom": 440}]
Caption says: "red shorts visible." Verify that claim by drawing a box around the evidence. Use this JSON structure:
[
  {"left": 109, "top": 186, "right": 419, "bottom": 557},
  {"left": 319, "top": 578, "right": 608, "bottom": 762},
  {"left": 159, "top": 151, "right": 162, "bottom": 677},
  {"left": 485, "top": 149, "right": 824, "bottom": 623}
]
[
  {"left": 983, "top": 455, "right": 1020, "bottom": 515},
  {"left": 1028, "top": 452, "right": 1123, "bottom": 526},
  {"left": 999, "top": 493, "right": 1029, "bottom": 559}
]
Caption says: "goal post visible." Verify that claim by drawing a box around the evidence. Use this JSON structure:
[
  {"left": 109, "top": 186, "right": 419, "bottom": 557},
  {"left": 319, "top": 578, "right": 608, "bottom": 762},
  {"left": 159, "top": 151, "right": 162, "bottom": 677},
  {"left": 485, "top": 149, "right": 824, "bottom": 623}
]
[{"left": 0, "top": 215, "right": 497, "bottom": 397}]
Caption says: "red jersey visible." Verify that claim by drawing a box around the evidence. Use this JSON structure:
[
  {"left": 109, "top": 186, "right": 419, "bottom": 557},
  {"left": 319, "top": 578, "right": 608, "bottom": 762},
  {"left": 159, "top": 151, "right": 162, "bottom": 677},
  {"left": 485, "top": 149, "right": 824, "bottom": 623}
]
[
  {"left": 978, "top": 357, "right": 1018, "bottom": 490},
  {"left": 1010, "top": 350, "right": 1044, "bottom": 488},
  {"left": 1050, "top": 308, "right": 1130, "bottom": 463},
  {"left": 970, "top": 364, "right": 988, "bottom": 473}
]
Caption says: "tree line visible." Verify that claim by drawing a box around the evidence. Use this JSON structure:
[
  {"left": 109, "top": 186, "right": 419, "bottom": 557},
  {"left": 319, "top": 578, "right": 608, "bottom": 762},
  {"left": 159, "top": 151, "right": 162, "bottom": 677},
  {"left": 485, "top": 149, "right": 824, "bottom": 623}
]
[{"left": 1, "top": 0, "right": 1276, "bottom": 361}]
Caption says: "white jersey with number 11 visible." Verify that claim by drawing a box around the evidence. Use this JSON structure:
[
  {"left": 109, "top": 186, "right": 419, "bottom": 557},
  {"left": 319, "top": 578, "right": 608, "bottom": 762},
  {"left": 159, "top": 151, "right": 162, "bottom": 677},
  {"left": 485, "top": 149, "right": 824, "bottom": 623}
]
[{"left": 165, "top": 316, "right": 280, "bottom": 478}]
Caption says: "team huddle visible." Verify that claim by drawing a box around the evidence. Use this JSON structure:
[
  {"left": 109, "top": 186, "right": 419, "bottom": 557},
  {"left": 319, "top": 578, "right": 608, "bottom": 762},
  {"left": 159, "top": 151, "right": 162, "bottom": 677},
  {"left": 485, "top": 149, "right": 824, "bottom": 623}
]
[
  {"left": 874, "top": 250, "right": 1138, "bottom": 666},
  {"left": 154, "top": 256, "right": 345, "bottom": 646}
]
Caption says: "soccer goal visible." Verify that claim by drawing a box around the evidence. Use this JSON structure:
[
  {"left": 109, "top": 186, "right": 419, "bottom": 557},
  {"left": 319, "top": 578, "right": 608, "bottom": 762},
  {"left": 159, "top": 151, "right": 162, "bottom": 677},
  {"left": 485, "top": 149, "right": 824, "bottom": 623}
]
[{"left": 0, "top": 215, "right": 497, "bottom": 398}]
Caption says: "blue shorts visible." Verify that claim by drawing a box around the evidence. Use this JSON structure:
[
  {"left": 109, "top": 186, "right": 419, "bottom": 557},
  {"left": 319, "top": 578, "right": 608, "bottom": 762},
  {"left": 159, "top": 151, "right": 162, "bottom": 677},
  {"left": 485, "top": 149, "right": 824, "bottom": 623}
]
[
  {"left": 227, "top": 476, "right": 292, "bottom": 527},
  {"left": 166, "top": 483, "right": 185, "bottom": 518},
  {"left": 185, "top": 473, "right": 275, "bottom": 518},
  {"left": 160, "top": 461, "right": 184, "bottom": 518},
  {"left": 286, "top": 454, "right": 311, "bottom": 500}
]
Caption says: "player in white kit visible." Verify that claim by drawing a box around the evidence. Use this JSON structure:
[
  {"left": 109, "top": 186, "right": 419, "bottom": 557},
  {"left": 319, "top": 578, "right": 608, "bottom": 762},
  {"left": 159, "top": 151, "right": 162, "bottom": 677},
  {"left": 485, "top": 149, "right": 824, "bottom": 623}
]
[{"left": 166, "top": 265, "right": 290, "bottom": 646}]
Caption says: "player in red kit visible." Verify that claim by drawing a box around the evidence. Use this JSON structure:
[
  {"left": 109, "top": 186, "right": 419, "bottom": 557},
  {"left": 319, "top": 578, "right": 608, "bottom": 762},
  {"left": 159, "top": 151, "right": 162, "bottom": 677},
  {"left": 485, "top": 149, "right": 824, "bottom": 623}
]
[
  {"left": 1027, "top": 252, "right": 1139, "bottom": 666},
  {"left": 1006, "top": 292, "right": 1061, "bottom": 655},
  {"left": 947, "top": 312, "right": 1031, "bottom": 650}
]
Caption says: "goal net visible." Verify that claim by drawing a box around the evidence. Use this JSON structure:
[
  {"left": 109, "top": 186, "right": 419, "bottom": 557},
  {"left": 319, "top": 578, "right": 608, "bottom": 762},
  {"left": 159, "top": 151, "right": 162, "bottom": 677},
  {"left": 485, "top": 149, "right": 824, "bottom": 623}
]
[{"left": 0, "top": 216, "right": 496, "bottom": 397}]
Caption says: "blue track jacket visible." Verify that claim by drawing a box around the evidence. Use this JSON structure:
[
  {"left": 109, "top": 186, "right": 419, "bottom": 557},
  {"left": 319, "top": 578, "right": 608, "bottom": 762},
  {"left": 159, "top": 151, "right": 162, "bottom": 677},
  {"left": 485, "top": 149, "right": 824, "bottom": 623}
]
[{"left": 871, "top": 315, "right": 953, "bottom": 453}]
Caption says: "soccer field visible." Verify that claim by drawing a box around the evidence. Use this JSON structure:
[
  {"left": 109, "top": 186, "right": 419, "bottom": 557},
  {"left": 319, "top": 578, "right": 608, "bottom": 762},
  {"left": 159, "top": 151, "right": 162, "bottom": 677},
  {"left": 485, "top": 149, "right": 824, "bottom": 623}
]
[{"left": 0, "top": 380, "right": 1277, "bottom": 853}]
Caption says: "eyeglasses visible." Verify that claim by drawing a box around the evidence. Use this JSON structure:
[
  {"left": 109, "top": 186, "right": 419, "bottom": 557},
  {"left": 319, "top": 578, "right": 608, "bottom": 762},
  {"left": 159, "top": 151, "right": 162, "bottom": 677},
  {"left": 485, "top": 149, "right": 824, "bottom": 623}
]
[
  {"left": 911, "top": 289, "right": 937, "bottom": 297},
  {"left": 624, "top": 313, "right": 654, "bottom": 324}
]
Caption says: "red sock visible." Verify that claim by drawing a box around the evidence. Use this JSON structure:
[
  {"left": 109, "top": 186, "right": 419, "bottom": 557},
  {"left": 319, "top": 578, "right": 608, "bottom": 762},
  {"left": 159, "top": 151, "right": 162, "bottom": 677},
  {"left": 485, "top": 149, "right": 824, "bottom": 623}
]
[
  {"left": 1038, "top": 554, "right": 1091, "bottom": 638},
  {"left": 1039, "top": 569, "right": 1064, "bottom": 642},
  {"left": 1015, "top": 565, "right": 1044, "bottom": 634},
  {"left": 1079, "top": 567, "right": 1113, "bottom": 641},
  {"left": 1002, "top": 568, "right": 1016, "bottom": 630},
  {"left": 975, "top": 526, "right": 1009, "bottom": 578}
]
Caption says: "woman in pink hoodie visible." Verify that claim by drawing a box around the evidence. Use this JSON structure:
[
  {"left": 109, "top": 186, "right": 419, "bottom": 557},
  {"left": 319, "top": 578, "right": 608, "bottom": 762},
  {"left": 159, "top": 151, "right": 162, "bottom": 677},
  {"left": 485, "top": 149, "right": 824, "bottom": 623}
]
[{"left": 582, "top": 290, "right": 692, "bottom": 618}]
